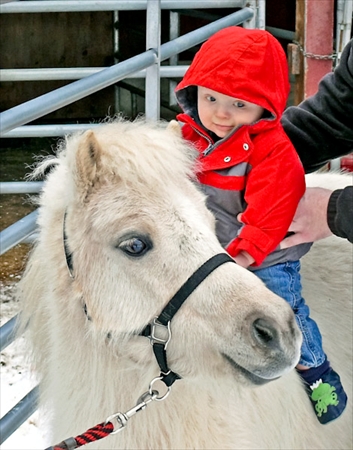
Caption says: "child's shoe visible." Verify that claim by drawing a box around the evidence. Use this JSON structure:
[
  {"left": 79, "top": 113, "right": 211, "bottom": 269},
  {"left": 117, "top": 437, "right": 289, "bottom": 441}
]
[{"left": 298, "top": 363, "right": 347, "bottom": 424}]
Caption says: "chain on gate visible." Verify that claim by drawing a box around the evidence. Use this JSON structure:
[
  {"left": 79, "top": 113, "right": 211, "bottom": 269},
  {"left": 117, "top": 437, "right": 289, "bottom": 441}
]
[{"left": 293, "top": 40, "right": 338, "bottom": 65}]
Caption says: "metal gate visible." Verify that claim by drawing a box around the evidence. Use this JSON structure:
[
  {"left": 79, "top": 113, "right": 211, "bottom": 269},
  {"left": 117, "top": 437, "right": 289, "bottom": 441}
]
[{"left": 0, "top": 1, "right": 258, "bottom": 444}]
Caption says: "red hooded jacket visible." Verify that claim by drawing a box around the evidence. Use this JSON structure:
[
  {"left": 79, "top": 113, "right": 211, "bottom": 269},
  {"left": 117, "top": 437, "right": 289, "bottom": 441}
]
[{"left": 175, "top": 26, "right": 308, "bottom": 268}]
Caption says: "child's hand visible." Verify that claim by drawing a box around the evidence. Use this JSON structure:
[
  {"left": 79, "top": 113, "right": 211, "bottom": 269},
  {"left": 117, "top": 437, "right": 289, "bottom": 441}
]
[
  {"left": 234, "top": 215, "right": 255, "bottom": 267},
  {"left": 234, "top": 251, "right": 254, "bottom": 268}
]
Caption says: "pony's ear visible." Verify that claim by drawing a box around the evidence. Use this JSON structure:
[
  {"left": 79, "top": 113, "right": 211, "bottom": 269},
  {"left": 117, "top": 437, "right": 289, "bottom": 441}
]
[
  {"left": 75, "top": 130, "right": 103, "bottom": 185},
  {"left": 167, "top": 120, "right": 182, "bottom": 137}
]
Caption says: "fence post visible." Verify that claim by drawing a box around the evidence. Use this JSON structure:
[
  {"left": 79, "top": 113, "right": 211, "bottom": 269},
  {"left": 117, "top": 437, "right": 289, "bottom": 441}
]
[{"left": 145, "top": 0, "right": 161, "bottom": 119}]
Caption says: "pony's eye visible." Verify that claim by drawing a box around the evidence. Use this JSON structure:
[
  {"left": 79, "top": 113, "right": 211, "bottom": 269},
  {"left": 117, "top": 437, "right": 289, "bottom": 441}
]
[{"left": 118, "top": 237, "right": 150, "bottom": 257}]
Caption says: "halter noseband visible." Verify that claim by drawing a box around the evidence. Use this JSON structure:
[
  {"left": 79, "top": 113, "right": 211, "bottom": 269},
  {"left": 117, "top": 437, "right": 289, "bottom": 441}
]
[
  {"left": 140, "top": 253, "right": 235, "bottom": 387},
  {"left": 63, "top": 215, "right": 235, "bottom": 389}
]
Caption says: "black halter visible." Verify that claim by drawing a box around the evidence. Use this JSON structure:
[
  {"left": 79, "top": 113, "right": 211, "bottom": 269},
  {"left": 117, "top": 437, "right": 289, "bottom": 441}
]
[
  {"left": 63, "top": 215, "right": 235, "bottom": 388},
  {"left": 140, "top": 253, "right": 235, "bottom": 387}
]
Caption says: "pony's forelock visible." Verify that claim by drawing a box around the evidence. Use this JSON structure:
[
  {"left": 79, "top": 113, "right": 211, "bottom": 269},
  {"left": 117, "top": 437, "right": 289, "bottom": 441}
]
[{"left": 96, "top": 118, "right": 198, "bottom": 182}]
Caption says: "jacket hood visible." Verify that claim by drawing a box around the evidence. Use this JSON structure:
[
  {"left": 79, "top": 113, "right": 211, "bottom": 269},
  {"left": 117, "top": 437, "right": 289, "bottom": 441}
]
[{"left": 175, "top": 26, "right": 290, "bottom": 128}]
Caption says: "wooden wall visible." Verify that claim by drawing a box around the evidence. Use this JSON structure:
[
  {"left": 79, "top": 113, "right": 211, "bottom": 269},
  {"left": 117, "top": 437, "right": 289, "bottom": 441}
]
[{"left": 0, "top": 12, "right": 115, "bottom": 121}]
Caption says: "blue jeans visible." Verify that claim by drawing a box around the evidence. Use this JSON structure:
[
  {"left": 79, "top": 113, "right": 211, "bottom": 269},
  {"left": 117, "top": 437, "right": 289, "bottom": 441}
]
[{"left": 253, "top": 261, "right": 326, "bottom": 368}]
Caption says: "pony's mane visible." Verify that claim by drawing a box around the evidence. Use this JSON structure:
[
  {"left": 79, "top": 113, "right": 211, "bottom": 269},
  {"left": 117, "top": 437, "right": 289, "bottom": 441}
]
[{"left": 32, "top": 119, "right": 199, "bottom": 194}]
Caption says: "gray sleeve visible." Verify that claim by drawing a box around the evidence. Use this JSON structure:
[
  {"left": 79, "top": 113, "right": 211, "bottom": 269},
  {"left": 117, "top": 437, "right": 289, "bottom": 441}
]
[{"left": 327, "top": 186, "right": 353, "bottom": 243}]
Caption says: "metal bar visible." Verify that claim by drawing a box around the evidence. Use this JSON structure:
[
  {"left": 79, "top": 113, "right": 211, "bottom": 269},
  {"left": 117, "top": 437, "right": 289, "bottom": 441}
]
[
  {"left": 113, "top": 10, "right": 120, "bottom": 113},
  {"left": 335, "top": 0, "right": 353, "bottom": 64},
  {"left": 0, "top": 67, "right": 107, "bottom": 81},
  {"left": 265, "top": 26, "right": 295, "bottom": 41},
  {"left": 0, "top": 8, "right": 253, "bottom": 136},
  {"left": 0, "top": 0, "right": 245, "bottom": 13},
  {"left": 0, "top": 182, "right": 44, "bottom": 194},
  {"left": 242, "top": 0, "right": 256, "bottom": 28},
  {"left": 0, "top": 315, "right": 19, "bottom": 352},
  {"left": 0, "top": 66, "right": 189, "bottom": 82},
  {"left": 2, "top": 124, "right": 99, "bottom": 138},
  {"left": 169, "top": 11, "right": 180, "bottom": 106},
  {"left": 0, "top": 210, "right": 39, "bottom": 256},
  {"left": 145, "top": 0, "right": 161, "bottom": 119},
  {"left": 0, "top": 386, "right": 40, "bottom": 445},
  {"left": 257, "top": 0, "right": 266, "bottom": 30},
  {"left": 0, "top": 50, "right": 157, "bottom": 136}
]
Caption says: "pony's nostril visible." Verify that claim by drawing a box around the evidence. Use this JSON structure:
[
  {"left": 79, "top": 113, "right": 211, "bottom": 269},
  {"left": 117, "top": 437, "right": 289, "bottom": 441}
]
[{"left": 252, "top": 318, "right": 278, "bottom": 348}]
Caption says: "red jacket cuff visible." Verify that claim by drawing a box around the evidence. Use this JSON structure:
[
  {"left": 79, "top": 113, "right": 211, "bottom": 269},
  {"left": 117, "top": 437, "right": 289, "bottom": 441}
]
[{"left": 226, "top": 225, "right": 277, "bottom": 266}]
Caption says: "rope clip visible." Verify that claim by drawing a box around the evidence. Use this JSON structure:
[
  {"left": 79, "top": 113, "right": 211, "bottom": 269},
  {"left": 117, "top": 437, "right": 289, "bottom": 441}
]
[{"left": 106, "top": 390, "right": 158, "bottom": 435}]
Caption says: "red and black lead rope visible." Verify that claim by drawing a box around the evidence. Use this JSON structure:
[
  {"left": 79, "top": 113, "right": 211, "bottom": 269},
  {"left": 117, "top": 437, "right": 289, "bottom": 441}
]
[{"left": 45, "top": 421, "right": 114, "bottom": 450}]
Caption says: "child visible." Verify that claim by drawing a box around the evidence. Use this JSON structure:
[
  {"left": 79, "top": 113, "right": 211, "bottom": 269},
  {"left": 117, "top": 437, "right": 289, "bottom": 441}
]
[{"left": 175, "top": 26, "right": 347, "bottom": 424}]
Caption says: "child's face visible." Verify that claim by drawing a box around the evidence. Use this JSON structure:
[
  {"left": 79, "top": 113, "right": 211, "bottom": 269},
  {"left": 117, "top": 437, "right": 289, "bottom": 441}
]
[{"left": 197, "top": 87, "right": 264, "bottom": 138}]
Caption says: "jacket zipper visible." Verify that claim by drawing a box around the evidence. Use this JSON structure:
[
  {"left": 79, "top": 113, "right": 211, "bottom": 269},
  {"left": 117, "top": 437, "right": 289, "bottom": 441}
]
[{"left": 201, "top": 126, "right": 241, "bottom": 157}]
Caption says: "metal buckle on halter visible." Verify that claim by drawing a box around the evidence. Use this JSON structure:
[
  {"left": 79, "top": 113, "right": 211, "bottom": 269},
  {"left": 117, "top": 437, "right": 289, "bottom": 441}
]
[{"left": 149, "top": 317, "right": 171, "bottom": 348}]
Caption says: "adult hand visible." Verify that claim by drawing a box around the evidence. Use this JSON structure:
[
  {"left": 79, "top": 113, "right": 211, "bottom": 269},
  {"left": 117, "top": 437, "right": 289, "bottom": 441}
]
[{"left": 280, "top": 187, "right": 333, "bottom": 249}]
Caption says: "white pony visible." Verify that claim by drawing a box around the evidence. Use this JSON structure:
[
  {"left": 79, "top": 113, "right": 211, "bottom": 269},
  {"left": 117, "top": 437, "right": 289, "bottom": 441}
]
[{"left": 17, "top": 119, "right": 352, "bottom": 449}]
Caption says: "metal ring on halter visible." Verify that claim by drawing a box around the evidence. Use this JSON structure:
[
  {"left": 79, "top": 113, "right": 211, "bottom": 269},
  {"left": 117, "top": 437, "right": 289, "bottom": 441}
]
[{"left": 149, "top": 375, "right": 171, "bottom": 401}]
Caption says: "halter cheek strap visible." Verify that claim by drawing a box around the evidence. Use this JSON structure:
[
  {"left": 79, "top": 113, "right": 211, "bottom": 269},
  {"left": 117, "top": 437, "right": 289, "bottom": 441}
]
[{"left": 140, "top": 253, "right": 235, "bottom": 387}]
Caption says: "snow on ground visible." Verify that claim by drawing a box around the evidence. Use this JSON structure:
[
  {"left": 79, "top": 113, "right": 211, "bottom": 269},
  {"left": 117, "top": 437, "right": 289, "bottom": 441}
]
[{"left": 1, "top": 282, "right": 47, "bottom": 449}]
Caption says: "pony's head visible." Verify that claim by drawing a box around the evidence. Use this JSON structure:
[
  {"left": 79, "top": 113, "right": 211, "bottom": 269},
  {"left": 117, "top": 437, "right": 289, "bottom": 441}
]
[{"left": 26, "top": 118, "right": 301, "bottom": 387}]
